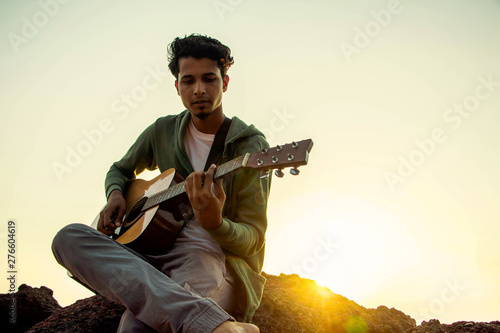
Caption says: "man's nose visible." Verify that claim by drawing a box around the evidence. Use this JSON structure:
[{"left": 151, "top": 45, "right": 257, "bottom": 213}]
[{"left": 194, "top": 81, "right": 206, "bottom": 95}]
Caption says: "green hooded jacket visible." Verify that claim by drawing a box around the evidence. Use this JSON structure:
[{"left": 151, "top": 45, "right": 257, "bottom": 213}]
[{"left": 105, "top": 110, "right": 270, "bottom": 322}]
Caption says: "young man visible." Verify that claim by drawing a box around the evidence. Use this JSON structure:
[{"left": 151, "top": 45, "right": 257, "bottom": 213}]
[{"left": 52, "top": 34, "right": 270, "bottom": 332}]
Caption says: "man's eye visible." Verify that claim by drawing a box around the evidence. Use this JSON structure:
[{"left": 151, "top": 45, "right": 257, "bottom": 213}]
[
  {"left": 183, "top": 80, "right": 194, "bottom": 84},
  {"left": 204, "top": 77, "right": 216, "bottom": 82}
]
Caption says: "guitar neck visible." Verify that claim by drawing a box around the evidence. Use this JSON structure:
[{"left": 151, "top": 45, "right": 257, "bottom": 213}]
[{"left": 142, "top": 154, "right": 249, "bottom": 211}]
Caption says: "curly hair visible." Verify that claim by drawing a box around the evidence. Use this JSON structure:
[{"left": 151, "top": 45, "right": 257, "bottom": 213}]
[{"left": 167, "top": 34, "right": 234, "bottom": 79}]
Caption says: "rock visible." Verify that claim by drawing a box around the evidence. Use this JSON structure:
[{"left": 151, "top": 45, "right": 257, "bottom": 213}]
[
  {"left": 408, "top": 319, "right": 500, "bottom": 333},
  {"left": 8, "top": 274, "right": 500, "bottom": 332},
  {"left": 27, "top": 273, "right": 416, "bottom": 332},
  {"left": 253, "top": 273, "right": 416, "bottom": 332},
  {"left": 0, "top": 284, "right": 62, "bottom": 333},
  {"left": 28, "top": 295, "right": 125, "bottom": 333},
  {"left": 408, "top": 319, "right": 446, "bottom": 333}
]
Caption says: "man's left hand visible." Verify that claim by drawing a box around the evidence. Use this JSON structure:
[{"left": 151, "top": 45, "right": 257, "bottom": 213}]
[{"left": 185, "top": 164, "right": 225, "bottom": 230}]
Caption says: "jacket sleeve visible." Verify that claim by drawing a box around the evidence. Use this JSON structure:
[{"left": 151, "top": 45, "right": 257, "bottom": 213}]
[
  {"left": 207, "top": 136, "right": 271, "bottom": 258},
  {"left": 104, "top": 123, "right": 157, "bottom": 199}
]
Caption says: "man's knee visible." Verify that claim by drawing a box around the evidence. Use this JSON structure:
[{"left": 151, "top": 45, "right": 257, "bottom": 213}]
[
  {"left": 52, "top": 223, "right": 92, "bottom": 257},
  {"left": 171, "top": 251, "right": 227, "bottom": 297}
]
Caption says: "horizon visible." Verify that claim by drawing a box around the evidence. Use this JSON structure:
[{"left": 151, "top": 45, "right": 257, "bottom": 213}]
[{"left": 1, "top": 0, "right": 499, "bottom": 325}]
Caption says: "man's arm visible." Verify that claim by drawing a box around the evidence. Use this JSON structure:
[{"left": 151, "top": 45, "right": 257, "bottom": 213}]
[
  {"left": 207, "top": 165, "right": 270, "bottom": 258},
  {"left": 97, "top": 123, "right": 157, "bottom": 234},
  {"left": 104, "top": 123, "right": 157, "bottom": 199},
  {"left": 207, "top": 136, "right": 271, "bottom": 258}
]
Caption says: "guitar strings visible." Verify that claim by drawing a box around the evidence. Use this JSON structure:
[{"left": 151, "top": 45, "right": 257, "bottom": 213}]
[{"left": 142, "top": 155, "right": 246, "bottom": 212}]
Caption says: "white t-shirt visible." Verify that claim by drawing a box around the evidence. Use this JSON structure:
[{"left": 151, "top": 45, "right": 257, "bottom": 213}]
[
  {"left": 183, "top": 119, "right": 214, "bottom": 172},
  {"left": 173, "top": 119, "right": 225, "bottom": 256}
]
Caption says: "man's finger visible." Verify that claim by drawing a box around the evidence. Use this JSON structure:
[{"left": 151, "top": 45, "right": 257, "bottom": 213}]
[
  {"left": 99, "top": 214, "right": 113, "bottom": 235},
  {"left": 97, "top": 213, "right": 106, "bottom": 233},
  {"left": 214, "top": 177, "right": 225, "bottom": 201},
  {"left": 192, "top": 171, "right": 204, "bottom": 190},
  {"left": 185, "top": 174, "right": 193, "bottom": 194},
  {"left": 203, "top": 164, "right": 216, "bottom": 189},
  {"left": 114, "top": 209, "right": 125, "bottom": 228},
  {"left": 104, "top": 209, "right": 118, "bottom": 232}
]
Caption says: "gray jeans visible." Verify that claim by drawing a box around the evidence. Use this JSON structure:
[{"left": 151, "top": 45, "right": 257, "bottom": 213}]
[{"left": 52, "top": 223, "right": 237, "bottom": 332}]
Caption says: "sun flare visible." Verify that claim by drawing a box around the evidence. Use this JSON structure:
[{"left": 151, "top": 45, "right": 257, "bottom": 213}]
[{"left": 265, "top": 190, "right": 420, "bottom": 304}]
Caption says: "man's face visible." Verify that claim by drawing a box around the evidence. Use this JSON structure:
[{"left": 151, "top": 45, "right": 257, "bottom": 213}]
[{"left": 175, "top": 57, "right": 229, "bottom": 120}]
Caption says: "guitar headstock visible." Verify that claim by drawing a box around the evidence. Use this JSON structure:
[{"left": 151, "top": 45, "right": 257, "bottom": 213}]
[{"left": 244, "top": 139, "right": 313, "bottom": 177}]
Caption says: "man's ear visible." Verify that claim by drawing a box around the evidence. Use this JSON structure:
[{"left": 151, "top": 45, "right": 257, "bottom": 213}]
[
  {"left": 175, "top": 80, "right": 179, "bottom": 95},
  {"left": 223, "top": 75, "right": 230, "bottom": 92}
]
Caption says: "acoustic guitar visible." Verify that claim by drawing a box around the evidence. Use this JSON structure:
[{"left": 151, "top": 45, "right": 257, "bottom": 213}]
[{"left": 91, "top": 139, "right": 313, "bottom": 255}]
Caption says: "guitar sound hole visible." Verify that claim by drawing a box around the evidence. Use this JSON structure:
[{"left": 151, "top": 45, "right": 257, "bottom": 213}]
[{"left": 126, "top": 197, "right": 148, "bottom": 224}]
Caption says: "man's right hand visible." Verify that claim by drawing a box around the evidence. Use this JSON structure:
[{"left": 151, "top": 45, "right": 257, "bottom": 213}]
[{"left": 97, "top": 190, "right": 126, "bottom": 235}]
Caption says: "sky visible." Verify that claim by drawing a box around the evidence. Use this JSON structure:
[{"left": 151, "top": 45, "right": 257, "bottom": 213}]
[{"left": 1, "top": 0, "right": 499, "bottom": 325}]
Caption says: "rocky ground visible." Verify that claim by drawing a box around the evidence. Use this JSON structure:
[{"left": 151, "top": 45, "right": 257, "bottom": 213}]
[
  {"left": 1, "top": 273, "right": 498, "bottom": 332},
  {"left": 407, "top": 319, "right": 500, "bottom": 333},
  {"left": 0, "top": 284, "right": 62, "bottom": 333}
]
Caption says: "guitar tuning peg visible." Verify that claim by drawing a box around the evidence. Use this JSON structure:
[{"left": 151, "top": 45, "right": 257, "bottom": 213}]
[
  {"left": 259, "top": 171, "right": 270, "bottom": 180},
  {"left": 274, "top": 169, "right": 284, "bottom": 178},
  {"left": 290, "top": 167, "right": 300, "bottom": 176}
]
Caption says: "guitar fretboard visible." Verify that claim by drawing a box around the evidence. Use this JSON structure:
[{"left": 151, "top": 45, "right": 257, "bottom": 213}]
[{"left": 142, "top": 155, "right": 247, "bottom": 211}]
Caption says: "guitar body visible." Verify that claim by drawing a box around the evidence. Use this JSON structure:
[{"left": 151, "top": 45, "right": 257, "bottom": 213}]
[{"left": 114, "top": 168, "right": 193, "bottom": 255}]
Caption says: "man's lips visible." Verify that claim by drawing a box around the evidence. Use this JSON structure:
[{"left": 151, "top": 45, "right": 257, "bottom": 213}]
[{"left": 192, "top": 99, "right": 210, "bottom": 105}]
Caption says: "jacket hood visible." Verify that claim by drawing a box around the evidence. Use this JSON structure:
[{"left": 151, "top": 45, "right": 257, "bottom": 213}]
[{"left": 226, "top": 115, "right": 266, "bottom": 144}]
